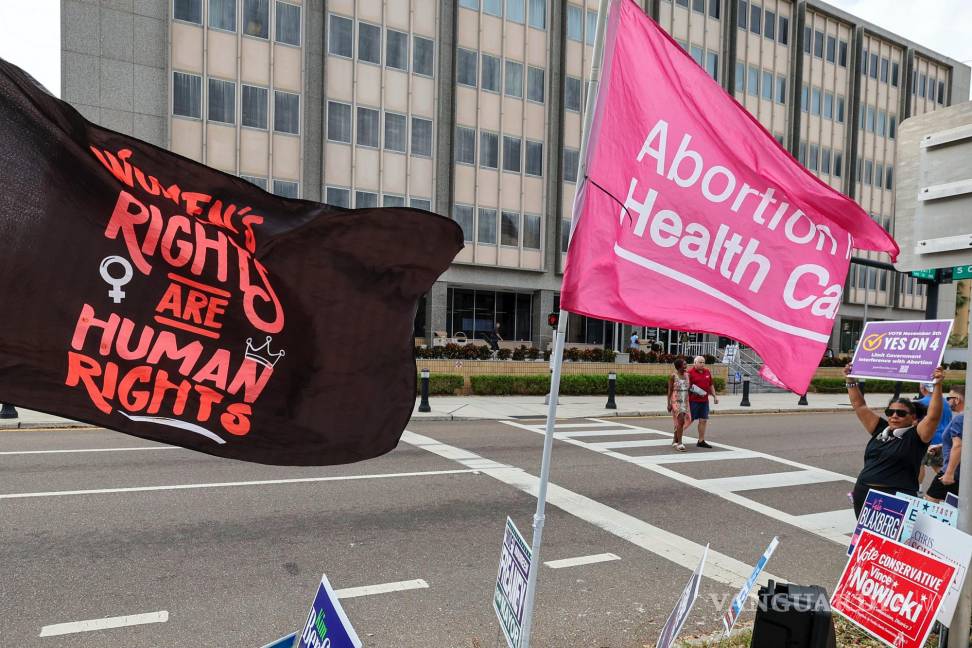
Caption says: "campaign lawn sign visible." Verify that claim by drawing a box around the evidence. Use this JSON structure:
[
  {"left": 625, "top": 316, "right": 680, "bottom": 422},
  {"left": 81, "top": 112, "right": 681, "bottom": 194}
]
[
  {"left": 896, "top": 492, "right": 957, "bottom": 543},
  {"left": 831, "top": 530, "right": 955, "bottom": 648},
  {"left": 656, "top": 545, "right": 709, "bottom": 648},
  {"left": 260, "top": 632, "right": 297, "bottom": 648},
  {"left": 722, "top": 537, "right": 779, "bottom": 635},
  {"left": 848, "top": 490, "right": 910, "bottom": 556},
  {"left": 904, "top": 512, "right": 972, "bottom": 625},
  {"left": 850, "top": 320, "right": 952, "bottom": 383},
  {"left": 296, "top": 574, "right": 362, "bottom": 648},
  {"left": 494, "top": 517, "right": 532, "bottom": 648},
  {"left": 945, "top": 493, "right": 959, "bottom": 508}
]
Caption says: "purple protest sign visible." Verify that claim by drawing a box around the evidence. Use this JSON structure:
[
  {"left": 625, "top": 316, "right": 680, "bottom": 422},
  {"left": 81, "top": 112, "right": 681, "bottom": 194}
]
[{"left": 850, "top": 319, "right": 952, "bottom": 382}]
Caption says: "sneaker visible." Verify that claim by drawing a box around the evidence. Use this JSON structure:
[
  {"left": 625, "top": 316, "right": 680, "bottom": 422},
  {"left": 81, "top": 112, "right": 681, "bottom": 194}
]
[
  {"left": 675, "top": 443, "right": 686, "bottom": 452},
  {"left": 696, "top": 441, "right": 713, "bottom": 449}
]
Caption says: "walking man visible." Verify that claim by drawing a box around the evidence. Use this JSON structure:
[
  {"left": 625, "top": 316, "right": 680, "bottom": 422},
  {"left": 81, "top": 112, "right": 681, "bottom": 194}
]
[
  {"left": 926, "top": 385, "right": 963, "bottom": 502},
  {"left": 686, "top": 355, "right": 718, "bottom": 449}
]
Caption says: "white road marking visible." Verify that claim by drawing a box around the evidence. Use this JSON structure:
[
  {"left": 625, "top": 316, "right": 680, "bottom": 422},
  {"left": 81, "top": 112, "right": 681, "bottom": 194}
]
[
  {"left": 0, "top": 446, "right": 178, "bottom": 456},
  {"left": 549, "top": 422, "right": 624, "bottom": 429},
  {"left": 589, "top": 439, "right": 674, "bottom": 450},
  {"left": 698, "top": 470, "right": 839, "bottom": 492},
  {"left": 402, "top": 430, "right": 782, "bottom": 588},
  {"left": 39, "top": 611, "right": 168, "bottom": 637},
  {"left": 544, "top": 553, "right": 621, "bottom": 569},
  {"left": 502, "top": 418, "right": 855, "bottom": 546},
  {"left": 0, "top": 469, "right": 478, "bottom": 500},
  {"left": 334, "top": 579, "right": 429, "bottom": 599},
  {"left": 795, "top": 509, "right": 858, "bottom": 537},
  {"left": 556, "top": 429, "right": 667, "bottom": 439}
]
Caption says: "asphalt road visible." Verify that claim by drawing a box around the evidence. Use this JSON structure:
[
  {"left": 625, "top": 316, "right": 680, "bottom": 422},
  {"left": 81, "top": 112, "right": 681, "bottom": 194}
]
[{"left": 0, "top": 411, "right": 877, "bottom": 647}]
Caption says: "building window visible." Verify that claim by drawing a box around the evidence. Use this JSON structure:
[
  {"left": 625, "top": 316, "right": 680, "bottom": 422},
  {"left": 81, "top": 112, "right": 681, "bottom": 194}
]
[
  {"left": 561, "top": 218, "right": 570, "bottom": 253},
  {"left": 325, "top": 187, "right": 350, "bottom": 208},
  {"left": 565, "top": 76, "right": 582, "bottom": 112},
  {"left": 749, "top": 3, "right": 760, "bottom": 34},
  {"left": 484, "top": 0, "right": 502, "bottom": 16},
  {"left": 526, "top": 140, "right": 543, "bottom": 176},
  {"left": 478, "top": 208, "right": 497, "bottom": 244},
  {"left": 241, "top": 175, "right": 268, "bottom": 190},
  {"left": 813, "top": 30, "right": 824, "bottom": 58},
  {"left": 875, "top": 163, "right": 884, "bottom": 188},
  {"left": 870, "top": 53, "right": 879, "bottom": 79},
  {"left": 825, "top": 35, "right": 835, "bottom": 63},
  {"left": 454, "top": 205, "right": 474, "bottom": 242},
  {"left": 527, "top": 66, "right": 545, "bottom": 103},
  {"left": 501, "top": 211, "right": 520, "bottom": 246},
  {"left": 273, "top": 91, "right": 299, "bottom": 134},
  {"left": 383, "top": 194, "right": 406, "bottom": 207},
  {"left": 480, "top": 131, "right": 499, "bottom": 168},
  {"left": 823, "top": 91, "right": 833, "bottom": 119},
  {"left": 507, "top": 0, "right": 525, "bottom": 23},
  {"left": 803, "top": 26, "right": 811, "bottom": 54},
  {"left": 273, "top": 180, "right": 299, "bottom": 198},
  {"left": 410, "top": 198, "right": 432, "bottom": 211},
  {"left": 241, "top": 84, "right": 268, "bottom": 129},
  {"left": 326, "top": 101, "right": 351, "bottom": 142},
  {"left": 411, "top": 117, "right": 433, "bottom": 156},
  {"left": 358, "top": 22, "right": 381, "bottom": 65},
  {"left": 523, "top": 214, "right": 541, "bottom": 249},
  {"left": 709, "top": 0, "right": 720, "bottom": 19},
  {"left": 706, "top": 52, "right": 719, "bottom": 80},
  {"left": 526, "top": 0, "right": 546, "bottom": 28},
  {"left": 275, "top": 2, "right": 300, "bottom": 45},
  {"left": 413, "top": 37, "right": 434, "bottom": 77},
  {"left": 457, "top": 49, "right": 478, "bottom": 86},
  {"left": 811, "top": 87, "right": 821, "bottom": 115},
  {"left": 808, "top": 144, "right": 818, "bottom": 171},
  {"left": 503, "top": 135, "right": 522, "bottom": 173},
  {"left": 938, "top": 80, "right": 946, "bottom": 104},
  {"left": 481, "top": 54, "right": 501, "bottom": 93},
  {"left": 821, "top": 148, "right": 831, "bottom": 174},
  {"left": 836, "top": 96, "right": 845, "bottom": 122},
  {"left": 455, "top": 126, "right": 476, "bottom": 164},
  {"left": 834, "top": 152, "right": 842, "bottom": 178},
  {"left": 778, "top": 15, "right": 788, "bottom": 45},
  {"left": 800, "top": 84, "right": 808, "bottom": 112},
  {"left": 328, "top": 15, "right": 353, "bottom": 58},
  {"left": 776, "top": 74, "right": 786, "bottom": 103},
  {"left": 889, "top": 114, "right": 897, "bottom": 139},
  {"left": 356, "top": 107, "right": 380, "bottom": 148},
  {"left": 567, "top": 5, "right": 583, "bottom": 41},
  {"left": 866, "top": 105, "right": 875, "bottom": 132},
  {"left": 864, "top": 159, "right": 873, "bottom": 185},
  {"left": 747, "top": 65, "right": 758, "bottom": 95},
  {"left": 880, "top": 57, "right": 889, "bottom": 83},
  {"left": 737, "top": 0, "right": 747, "bottom": 29},
  {"left": 734, "top": 61, "right": 744, "bottom": 93},
  {"left": 209, "top": 0, "right": 236, "bottom": 32},
  {"left": 458, "top": 0, "right": 478, "bottom": 8},
  {"left": 690, "top": 45, "right": 703, "bottom": 67},
  {"left": 173, "top": 71, "right": 202, "bottom": 118},
  {"left": 505, "top": 61, "right": 523, "bottom": 97},
  {"left": 174, "top": 0, "right": 202, "bottom": 24},
  {"left": 242, "top": 0, "right": 269, "bottom": 38},
  {"left": 207, "top": 80, "right": 236, "bottom": 124},
  {"left": 761, "top": 70, "right": 773, "bottom": 100},
  {"left": 563, "top": 147, "right": 579, "bottom": 183},
  {"left": 387, "top": 29, "right": 409, "bottom": 71},
  {"left": 764, "top": 10, "right": 775, "bottom": 40},
  {"left": 355, "top": 191, "right": 378, "bottom": 208},
  {"left": 877, "top": 110, "right": 886, "bottom": 137},
  {"left": 692, "top": 0, "right": 704, "bottom": 13},
  {"left": 891, "top": 61, "right": 899, "bottom": 87},
  {"left": 586, "top": 9, "right": 597, "bottom": 45},
  {"left": 383, "top": 111, "right": 407, "bottom": 152},
  {"left": 886, "top": 165, "right": 894, "bottom": 190}
]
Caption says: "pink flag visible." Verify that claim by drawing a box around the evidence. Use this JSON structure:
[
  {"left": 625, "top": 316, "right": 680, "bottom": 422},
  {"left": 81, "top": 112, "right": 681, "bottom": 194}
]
[{"left": 560, "top": 0, "right": 898, "bottom": 394}]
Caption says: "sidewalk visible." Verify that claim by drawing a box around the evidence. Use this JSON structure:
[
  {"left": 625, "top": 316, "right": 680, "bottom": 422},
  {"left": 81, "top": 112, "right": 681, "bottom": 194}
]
[{"left": 0, "top": 392, "right": 897, "bottom": 429}]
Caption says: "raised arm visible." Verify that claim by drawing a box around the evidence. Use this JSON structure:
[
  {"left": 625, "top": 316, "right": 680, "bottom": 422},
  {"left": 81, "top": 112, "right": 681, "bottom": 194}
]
[
  {"left": 916, "top": 367, "right": 945, "bottom": 443},
  {"left": 845, "top": 363, "right": 879, "bottom": 433}
]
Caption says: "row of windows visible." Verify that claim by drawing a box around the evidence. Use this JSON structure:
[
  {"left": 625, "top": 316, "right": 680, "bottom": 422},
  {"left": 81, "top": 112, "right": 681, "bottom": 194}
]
[
  {"left": 796, "top": 142, "right": 844, "bottom": 179},
  {"left": 857, "top": 104, "right": 897, "bottom": 139},
  {"left": 799, "top": 85, "right": 846, "bottom": 123},
  {"left": 455, "top": 126, "right": 544, "bottom": 175},
  {"left": 326, "top": 102, "right": 433, "bottom": 156},
  {"left": 173, "top": 72, "right": 300, "bottom": 134},
  {"left": 735, "top": 63, "right": 786, "bottom": 103},
  {"left": 456, "top": 49, "right": 546, "bottom": 103},
  {"left": 856, "top": 158, "right": 895, "bottom": 191},
  {"left": 459, "top": 0, "right": 548, "bottom": 30},
  {"left": 911, "top": 70, "right": 947, "bottom": 104},
  {"left": 666, "top": 0, "right": 722, "bottom": 20},
  {"left": 173, "top": 0, "right": 301, "bottom": 46},
  {"left": 739, "top": 1, "right": 789, "bottom": 46},
  {"left": 566, "top": 5, "right": 599, "bottom": 44},
  {"left": 683, "top": 43, "right": 719, "bottom": 81},
  {"left": 860, "top": 49, "right": 900, "bottom": 86},
  {"left": 328, "top": 15, "right": 435, "bottom": 77},
  {"left": 454, "top": 205, "right": 543, "bottom": 249},
  {"left": 801, "top": 27, "right": 848, "bottom": 67},
  {"left": 849, "top": 264, "right": 891, "bottom": 292},
  {"left": 240, "top": 175, "right": 299, "bottom": 198},
  {"left": 324, "top": 188, "right": 431, "bottom": 211}
]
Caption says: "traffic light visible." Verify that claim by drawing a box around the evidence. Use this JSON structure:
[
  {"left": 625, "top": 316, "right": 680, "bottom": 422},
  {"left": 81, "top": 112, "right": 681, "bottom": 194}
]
[{"left": 547, "top": 312, "right": 559, "bottom": 328}]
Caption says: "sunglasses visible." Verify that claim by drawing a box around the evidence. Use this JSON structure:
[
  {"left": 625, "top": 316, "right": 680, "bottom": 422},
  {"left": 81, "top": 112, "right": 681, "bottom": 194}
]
[
  {"left": 947, "top": 396, "right": 959, "bottom": 402},
  {"left": 885, "top": 408, "right": 911, "bottom": 418}
]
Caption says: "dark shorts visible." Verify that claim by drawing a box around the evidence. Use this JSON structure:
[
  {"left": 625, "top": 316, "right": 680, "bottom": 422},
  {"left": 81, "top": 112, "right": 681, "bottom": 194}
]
[
  {"left": 689, "top": 401, "right": 709, "bottom": 420},
  {"left": 926, "top": 473, "right": 959, "bottom": 500}
]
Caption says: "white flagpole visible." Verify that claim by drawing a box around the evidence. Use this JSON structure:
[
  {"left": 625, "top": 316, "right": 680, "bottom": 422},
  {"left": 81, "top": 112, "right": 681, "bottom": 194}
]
[{"left": 518, "top": 0, "right": 612, "bottom": 646}]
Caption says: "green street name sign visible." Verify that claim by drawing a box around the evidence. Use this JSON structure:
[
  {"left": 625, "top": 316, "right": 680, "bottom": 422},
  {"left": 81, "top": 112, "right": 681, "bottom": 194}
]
[
  {"left": 910, "top": 269, "right": 937, "bottom": 280},
  {"left": 954, "top": 265, "right": 972, "bottom": 280},
  {"left": 909, "top": 266, "right": 972, "bottom": 281}
]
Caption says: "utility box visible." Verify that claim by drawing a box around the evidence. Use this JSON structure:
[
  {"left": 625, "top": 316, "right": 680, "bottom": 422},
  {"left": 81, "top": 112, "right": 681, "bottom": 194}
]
[{"left": 750, "top": 581, "right": 836, "bottom": 648}]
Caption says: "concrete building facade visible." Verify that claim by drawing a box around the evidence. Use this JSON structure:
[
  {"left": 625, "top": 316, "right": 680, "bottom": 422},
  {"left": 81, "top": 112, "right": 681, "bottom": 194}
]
[{"left": 61, "top": 0, "right": 971, "bottom": 356}]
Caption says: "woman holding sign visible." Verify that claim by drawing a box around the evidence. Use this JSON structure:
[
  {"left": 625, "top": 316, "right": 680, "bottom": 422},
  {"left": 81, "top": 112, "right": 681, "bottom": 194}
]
[{"left": 845, "top": 364, "right": 945, "bottom": 517}]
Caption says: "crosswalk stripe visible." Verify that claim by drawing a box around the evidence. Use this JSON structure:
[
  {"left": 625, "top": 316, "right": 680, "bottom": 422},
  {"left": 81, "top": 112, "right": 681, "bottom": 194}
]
[
  {"left": 697, "top": 470, "right": 841, "bottom": 492},
  {"left": 631, "top": 449, "right": 760, "bottom": 465},
  {"left": 589, "top": 439, "right": 675, "bottom": 450}
]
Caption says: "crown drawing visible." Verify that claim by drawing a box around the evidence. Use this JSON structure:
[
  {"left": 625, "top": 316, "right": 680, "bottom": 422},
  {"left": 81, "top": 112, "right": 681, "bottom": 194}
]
[{"left": 245, "top": 336, "right": 286, "bottom": 369}]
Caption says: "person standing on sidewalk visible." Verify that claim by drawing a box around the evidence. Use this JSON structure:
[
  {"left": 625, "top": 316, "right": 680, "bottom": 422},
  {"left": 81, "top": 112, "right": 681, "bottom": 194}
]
[
  {"left": 667, "top": 359, "right": 691, "bottom": 452},
  {"left": 926, "top": 385, "right": 964, "bottom": 503},
  {"left": 686, "top": 356, "right": 718, "bottom": 449}
]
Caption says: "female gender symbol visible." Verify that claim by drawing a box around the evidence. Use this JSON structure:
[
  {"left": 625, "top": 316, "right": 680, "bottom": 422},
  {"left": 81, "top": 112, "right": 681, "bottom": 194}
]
[{"left": 99, "top": 256, "right": 134, "bottom": 303}]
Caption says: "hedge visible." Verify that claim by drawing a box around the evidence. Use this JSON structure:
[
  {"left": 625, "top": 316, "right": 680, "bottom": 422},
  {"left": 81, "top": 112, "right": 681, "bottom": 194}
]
[
  {"left": 810, "top": 377, "right": 966, "bottom": 394},
  {"left": 416, "top": 373, "right": 464, "bottom": 395},
  {"left": 469, "top": 374, "right": 726, "bottom": 396}
]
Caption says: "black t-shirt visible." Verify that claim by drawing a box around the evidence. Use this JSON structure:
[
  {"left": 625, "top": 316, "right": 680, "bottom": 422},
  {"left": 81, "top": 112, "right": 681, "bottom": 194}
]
[{"left": 856, "top": 418, "right": 928, "bottom": 491}]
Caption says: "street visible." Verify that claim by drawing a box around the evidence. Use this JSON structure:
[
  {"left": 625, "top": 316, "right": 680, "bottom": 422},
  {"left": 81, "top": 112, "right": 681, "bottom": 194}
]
[{"left": 2, "top": 412, "right": 871, "bottom": 647}]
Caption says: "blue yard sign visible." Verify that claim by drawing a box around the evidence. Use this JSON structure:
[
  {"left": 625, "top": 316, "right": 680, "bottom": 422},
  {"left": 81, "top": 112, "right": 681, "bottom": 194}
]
[
  {"left": 847, "top": 489, "right": 910, "bottom": 556},
  {"left": 295, "top": 574, "right": 362, "bottom": 648},
  {"left": 722, "top": 537, "right": 779, "bottom": 636}
]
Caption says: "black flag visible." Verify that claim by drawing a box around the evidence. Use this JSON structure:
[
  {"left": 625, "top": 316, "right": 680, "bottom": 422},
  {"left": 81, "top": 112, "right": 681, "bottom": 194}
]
[{"left": 0, "top": 58, "right": 462, "bottom": 465}]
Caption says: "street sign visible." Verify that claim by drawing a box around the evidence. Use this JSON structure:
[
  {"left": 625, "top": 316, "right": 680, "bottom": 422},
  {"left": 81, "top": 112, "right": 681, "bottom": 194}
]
[
  {"left": 894, "top": 103, "right": 972, "bottom": 273},
  {"left": 955, "top": 265, "right": 972, "bottom": 280},
  {"left": 494, "top": 517, "right": 532, "bottom": 648},
  {"left": 910, "top": 266, "right": 972, "bottom": 282},
  {"left": 656, "top": 546, "right": 708, "bottom": 648},
  {"left": 849, "top": 319, "right": 952, "bottom": 382},
  {"left": 296, "top": 574, "right": 362, "bottom": 648},
  {"left": 722, "top": 537, "right": 779, "bottom": 636},
  {"left": 910, "top": 269, "right": 937, "bottom": 280}
]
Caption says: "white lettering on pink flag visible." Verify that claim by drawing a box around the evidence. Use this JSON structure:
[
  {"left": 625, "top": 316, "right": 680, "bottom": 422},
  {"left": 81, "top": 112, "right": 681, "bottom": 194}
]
[{"left": 560, "top": 0, "right": 898, "bottom": 394}]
